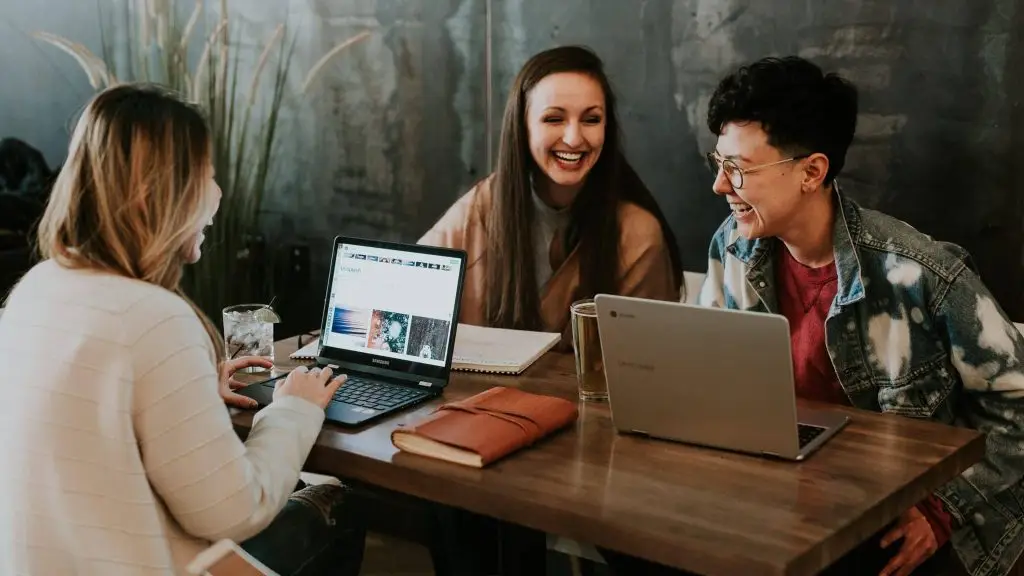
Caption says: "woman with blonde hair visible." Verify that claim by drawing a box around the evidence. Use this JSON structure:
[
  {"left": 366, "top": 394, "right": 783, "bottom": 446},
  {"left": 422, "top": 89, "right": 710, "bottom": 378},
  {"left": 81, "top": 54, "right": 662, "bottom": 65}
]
[{"left": 0, "top": 83, "right": 365, "bottom": 575}]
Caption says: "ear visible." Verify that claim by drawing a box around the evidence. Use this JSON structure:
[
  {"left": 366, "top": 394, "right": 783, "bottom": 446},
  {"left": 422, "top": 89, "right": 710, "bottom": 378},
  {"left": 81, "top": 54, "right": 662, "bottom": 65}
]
[{"left": 801, "top": 152, "right": 830, "bottom": 192}]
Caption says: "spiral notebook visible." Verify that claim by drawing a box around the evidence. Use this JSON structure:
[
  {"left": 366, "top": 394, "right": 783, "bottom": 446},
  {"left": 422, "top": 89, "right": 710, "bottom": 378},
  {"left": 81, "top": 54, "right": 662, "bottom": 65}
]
[{"left": 290, "top": 324, "right": 561, "bottom": 375}]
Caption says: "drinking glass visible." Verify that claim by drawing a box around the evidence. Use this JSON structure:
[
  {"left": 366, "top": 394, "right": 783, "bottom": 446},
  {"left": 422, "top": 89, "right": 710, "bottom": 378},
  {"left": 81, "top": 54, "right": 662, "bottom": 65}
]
[
  {"left": 222, "top": 304, "right": 275, "bottom": 372},
  {"left": 571, "top": 298, "right": 607, "bottom": 401}
]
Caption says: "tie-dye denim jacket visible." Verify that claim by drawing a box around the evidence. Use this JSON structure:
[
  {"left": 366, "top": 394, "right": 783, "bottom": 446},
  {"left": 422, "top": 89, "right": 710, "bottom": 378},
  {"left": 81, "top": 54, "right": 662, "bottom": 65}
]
[{"left": 698, "top": 189, "right": 1024, "bottom": 576}]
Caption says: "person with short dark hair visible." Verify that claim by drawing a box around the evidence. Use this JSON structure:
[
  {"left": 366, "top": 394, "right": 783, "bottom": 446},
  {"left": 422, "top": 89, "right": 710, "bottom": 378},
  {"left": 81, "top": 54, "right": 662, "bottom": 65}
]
[{"left": 695, "top": 55, "right": 1024, "bottom": 576}]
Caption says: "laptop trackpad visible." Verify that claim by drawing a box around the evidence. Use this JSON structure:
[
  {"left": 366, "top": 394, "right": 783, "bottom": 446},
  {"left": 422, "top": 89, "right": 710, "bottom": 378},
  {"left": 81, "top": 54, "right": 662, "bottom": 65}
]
[
  {"left": 238, "top": 382, "right": 275, "bottom": 406},
  {"left": 325, "top": 401, "right": 373, "bottom": 424}
]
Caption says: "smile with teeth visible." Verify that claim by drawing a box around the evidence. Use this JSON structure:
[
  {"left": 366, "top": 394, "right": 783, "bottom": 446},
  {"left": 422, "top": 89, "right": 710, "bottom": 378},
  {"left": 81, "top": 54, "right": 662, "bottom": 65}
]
[
  {"left": 730, "top": 202, "right": 753, "bottom": 215},
  {"left": 553, "top": 150, "right": 585, "bottom": 163}
]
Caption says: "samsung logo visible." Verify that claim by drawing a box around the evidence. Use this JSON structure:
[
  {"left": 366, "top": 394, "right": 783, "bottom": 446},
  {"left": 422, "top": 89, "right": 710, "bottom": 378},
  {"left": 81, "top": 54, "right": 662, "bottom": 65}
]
[
  {"left": 372, "top": 358, "right": 390, "bottom": 366},
  {"left": 619, "top": 360, "right": 654, "bottom": 372}
]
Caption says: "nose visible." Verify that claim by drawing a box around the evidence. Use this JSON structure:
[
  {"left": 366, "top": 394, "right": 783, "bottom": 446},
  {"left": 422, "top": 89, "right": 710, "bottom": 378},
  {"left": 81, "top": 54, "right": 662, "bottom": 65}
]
[
  {"left": 711, "top": 166, "right": 733, "bottom": 196},
  {"left": 561, "top": 121, "right": 583, "bottom": 148}
]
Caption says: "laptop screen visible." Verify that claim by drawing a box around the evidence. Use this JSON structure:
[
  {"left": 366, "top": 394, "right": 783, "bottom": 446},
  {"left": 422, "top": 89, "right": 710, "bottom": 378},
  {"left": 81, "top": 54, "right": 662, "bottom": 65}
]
[{"left": 320, "top": 241, "right": 463, "bottom": 373}]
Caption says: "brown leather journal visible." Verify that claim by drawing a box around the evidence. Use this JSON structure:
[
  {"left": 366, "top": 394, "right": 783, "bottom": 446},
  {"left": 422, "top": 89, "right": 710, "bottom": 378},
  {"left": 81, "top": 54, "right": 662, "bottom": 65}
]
[{"left": 390, "top": 387, "right": 578, "bottom": 467}]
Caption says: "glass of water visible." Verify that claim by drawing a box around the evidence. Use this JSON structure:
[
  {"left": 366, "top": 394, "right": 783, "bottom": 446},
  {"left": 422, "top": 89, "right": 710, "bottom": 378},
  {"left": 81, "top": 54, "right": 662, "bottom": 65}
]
[{"left": 222, "top": 304, "right": 276, "bottom": 372}]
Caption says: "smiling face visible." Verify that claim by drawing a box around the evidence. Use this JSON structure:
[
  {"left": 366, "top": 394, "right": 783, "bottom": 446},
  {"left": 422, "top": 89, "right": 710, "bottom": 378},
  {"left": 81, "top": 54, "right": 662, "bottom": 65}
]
[
  {"left": 183, "top": 165, "right": 222, "bottom": 264},
  {"left": 712, "top": 121, "right": 813, "bottom": 240},
  {"left": 526, "top": 71, "right": 606, "bottom": 204}
]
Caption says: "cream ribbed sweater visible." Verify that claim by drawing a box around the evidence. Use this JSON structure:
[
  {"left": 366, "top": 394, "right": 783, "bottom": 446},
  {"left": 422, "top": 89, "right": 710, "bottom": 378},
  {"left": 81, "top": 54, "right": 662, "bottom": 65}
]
[{"left": 0, "top": 260, "right": 324, "bottom": 575}]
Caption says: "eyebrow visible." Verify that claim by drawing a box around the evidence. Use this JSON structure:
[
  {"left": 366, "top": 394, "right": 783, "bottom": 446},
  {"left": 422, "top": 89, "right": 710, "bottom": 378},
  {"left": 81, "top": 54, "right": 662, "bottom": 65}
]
[
  {"left": 715, "top": 149, "right": 752, "bottom": 164},
  {"left": 542, "top": 106, "right": 604, "bottom": 114}
]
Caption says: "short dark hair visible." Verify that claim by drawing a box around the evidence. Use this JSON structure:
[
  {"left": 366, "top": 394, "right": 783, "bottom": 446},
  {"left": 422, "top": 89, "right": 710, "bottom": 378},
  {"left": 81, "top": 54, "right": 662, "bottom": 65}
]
[{"left": 707, "top": 56, "right": 858, "bottom": 184}]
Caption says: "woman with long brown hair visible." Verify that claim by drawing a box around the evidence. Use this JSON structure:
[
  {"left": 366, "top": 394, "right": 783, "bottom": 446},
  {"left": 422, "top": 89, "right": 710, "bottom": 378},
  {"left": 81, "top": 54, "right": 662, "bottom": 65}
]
[
  {"left": 421, "top": 45, "right": 682, "bottom": 344},
  {"left": 422, "top": 45, "right": 682, "bottom": 575},
  {"left": 0, "top": 83, "right": 364, "bottom": 575}
]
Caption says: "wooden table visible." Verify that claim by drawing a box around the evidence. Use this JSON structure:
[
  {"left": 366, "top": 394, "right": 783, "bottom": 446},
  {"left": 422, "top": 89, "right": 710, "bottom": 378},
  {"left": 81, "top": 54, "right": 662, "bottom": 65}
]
[{"left": 231, "top": 335, "right": 986, "bottom": 576}]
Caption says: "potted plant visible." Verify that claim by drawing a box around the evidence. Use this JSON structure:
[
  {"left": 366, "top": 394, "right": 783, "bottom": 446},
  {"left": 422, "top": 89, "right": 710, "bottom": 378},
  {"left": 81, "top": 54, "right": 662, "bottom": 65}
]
[{"left": 33, "top": 0, "right": 370, "bottom": 320}]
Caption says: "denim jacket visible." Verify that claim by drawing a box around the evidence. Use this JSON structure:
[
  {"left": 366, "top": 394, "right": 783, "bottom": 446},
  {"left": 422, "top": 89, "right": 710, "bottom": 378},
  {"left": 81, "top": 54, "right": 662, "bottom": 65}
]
[{"left": 698, "top": 189, "right": 1024, "bottom": 576}]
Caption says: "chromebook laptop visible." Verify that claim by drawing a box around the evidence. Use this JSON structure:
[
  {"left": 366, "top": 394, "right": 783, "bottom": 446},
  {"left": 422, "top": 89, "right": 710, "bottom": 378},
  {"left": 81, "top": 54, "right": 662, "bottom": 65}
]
[
  {"left": 593, "top": 295, "right": 849, "bottom": 461},
  {"left": 238, "top": 236, "right": 467, "bottom": 426}
]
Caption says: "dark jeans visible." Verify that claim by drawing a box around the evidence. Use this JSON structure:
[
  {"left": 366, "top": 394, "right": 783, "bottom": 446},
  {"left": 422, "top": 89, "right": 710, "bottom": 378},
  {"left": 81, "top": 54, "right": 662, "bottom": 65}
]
[
  {"left": 240, "top": 482, "right": 367, "bottom": 576},
  {"left": 431, "top": 503, "right": 963, "bottom": 576},
  {"left": 427, "top": 504, "right": 547, "bottom": 576}
]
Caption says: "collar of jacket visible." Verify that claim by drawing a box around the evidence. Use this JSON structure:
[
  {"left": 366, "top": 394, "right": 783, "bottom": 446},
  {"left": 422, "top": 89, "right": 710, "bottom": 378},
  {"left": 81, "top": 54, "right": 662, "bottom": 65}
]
[{"left": 724, "top": 182, "right": 867, "bottom": 307}]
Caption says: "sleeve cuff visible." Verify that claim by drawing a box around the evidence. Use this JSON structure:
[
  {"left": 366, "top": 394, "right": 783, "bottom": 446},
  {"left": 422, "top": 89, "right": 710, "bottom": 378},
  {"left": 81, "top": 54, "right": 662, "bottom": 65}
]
[{"left": 917, "top": 496, "right": 953, "bottom": 549}]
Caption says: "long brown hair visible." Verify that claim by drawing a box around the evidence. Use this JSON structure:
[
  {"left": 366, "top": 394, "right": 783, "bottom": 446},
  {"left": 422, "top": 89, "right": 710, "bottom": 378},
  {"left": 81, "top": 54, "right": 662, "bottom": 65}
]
[
  {"left": 36, "top": 83, "right": 225, "bottom": 360},
  {"left": 485, "top": 45, "right": 682, "bottom": 329}
]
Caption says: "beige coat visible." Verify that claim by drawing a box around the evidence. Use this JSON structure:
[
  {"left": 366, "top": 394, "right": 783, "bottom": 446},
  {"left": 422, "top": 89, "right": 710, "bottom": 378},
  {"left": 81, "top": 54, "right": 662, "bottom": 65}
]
[{"left": 419, "top": 176, "right": 678, "bottom": 344}]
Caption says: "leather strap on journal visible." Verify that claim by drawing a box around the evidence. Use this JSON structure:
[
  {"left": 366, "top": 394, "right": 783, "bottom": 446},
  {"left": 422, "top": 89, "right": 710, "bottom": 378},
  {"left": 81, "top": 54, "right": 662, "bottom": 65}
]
[{"left": 435, "top": 402, "right": 545, "bottom": 443}]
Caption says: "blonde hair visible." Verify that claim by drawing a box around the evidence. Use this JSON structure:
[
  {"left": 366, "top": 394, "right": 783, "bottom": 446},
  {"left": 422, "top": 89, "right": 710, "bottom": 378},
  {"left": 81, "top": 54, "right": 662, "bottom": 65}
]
[{"left": 37, "top": 83, "right": 225, "bottom": 361}]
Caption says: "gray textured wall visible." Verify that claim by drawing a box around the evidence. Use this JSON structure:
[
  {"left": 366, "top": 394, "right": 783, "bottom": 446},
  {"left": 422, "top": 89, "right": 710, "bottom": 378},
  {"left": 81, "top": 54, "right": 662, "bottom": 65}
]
[
  {"left": 0, "top": 0, "right": 104, "bottom": 165},
  {"left": 3, "top": 0, "right": 1023, "bottom": 322}
]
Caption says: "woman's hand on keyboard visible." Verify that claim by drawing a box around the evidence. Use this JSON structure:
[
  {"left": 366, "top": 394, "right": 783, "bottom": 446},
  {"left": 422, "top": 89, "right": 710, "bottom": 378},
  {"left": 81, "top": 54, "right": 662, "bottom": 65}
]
[{"left": 274, "top": 366, "right": 347, "bottom": 409}]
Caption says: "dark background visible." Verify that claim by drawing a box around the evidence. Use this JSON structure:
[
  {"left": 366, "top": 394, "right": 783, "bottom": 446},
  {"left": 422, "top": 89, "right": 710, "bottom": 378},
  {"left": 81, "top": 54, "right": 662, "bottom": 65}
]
[{"left": 3, "top": 0, "right": 1022, "bottom": 334}]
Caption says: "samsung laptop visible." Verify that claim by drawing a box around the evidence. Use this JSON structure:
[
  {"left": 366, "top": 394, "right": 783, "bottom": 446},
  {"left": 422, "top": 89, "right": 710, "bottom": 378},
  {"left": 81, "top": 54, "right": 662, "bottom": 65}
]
[
  {"left": 238, "top": 236, "right": 467, "bottom": 426},
  {"left": 593, "top": 295, "right": 849, "bottom": 461}
]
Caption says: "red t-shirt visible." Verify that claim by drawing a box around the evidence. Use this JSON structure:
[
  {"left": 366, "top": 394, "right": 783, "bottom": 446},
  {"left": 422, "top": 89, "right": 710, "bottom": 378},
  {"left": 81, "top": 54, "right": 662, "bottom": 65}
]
[
  {"left": 775, "top": 246, "right": 845, "bottom": 405},
  {"left": 775, "top": 246, "right": 952, "bottom": 548}
]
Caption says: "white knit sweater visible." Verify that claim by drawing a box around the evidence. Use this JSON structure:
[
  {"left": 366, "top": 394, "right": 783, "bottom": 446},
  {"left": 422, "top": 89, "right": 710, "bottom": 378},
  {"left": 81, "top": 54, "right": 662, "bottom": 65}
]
[{"left": 0, "top": 260, "right": 324, "bottom": 575}]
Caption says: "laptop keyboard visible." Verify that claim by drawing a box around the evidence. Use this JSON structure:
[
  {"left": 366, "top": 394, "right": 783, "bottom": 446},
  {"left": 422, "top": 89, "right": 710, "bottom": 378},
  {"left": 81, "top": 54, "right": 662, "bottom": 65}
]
[
  {"left": 332, "top": 376, "right": 429, "bottom": 411},
  {"left": 798, "top": 423, "right": 827, "bottom": 448}
]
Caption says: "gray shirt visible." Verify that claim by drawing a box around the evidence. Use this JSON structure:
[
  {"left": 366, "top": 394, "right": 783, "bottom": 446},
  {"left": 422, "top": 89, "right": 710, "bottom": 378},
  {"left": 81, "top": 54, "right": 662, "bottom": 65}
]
[{"left": 531, "top": 190, "right": 572, "bottom": 291}]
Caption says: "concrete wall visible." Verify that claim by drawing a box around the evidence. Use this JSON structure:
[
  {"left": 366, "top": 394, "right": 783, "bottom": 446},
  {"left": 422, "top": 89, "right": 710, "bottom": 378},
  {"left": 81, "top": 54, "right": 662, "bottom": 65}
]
[
  {"left": 3, "top": 0, "right": 1023, "bottom": 322},
  {"left": 0, "top": 0, "right": 104, "bottom": 166}
]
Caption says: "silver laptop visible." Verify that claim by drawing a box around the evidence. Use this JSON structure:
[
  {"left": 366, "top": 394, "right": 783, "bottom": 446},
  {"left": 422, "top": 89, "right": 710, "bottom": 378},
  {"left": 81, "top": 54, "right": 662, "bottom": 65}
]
[{"left": 593, "top": 295, "right": 849, "bottom": 461}]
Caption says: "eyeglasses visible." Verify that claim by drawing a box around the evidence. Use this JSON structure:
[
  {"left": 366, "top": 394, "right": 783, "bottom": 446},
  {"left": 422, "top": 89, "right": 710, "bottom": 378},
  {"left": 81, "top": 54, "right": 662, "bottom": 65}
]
[{"left": 705, "top": 151, "right": 809, "bottom": 190}]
